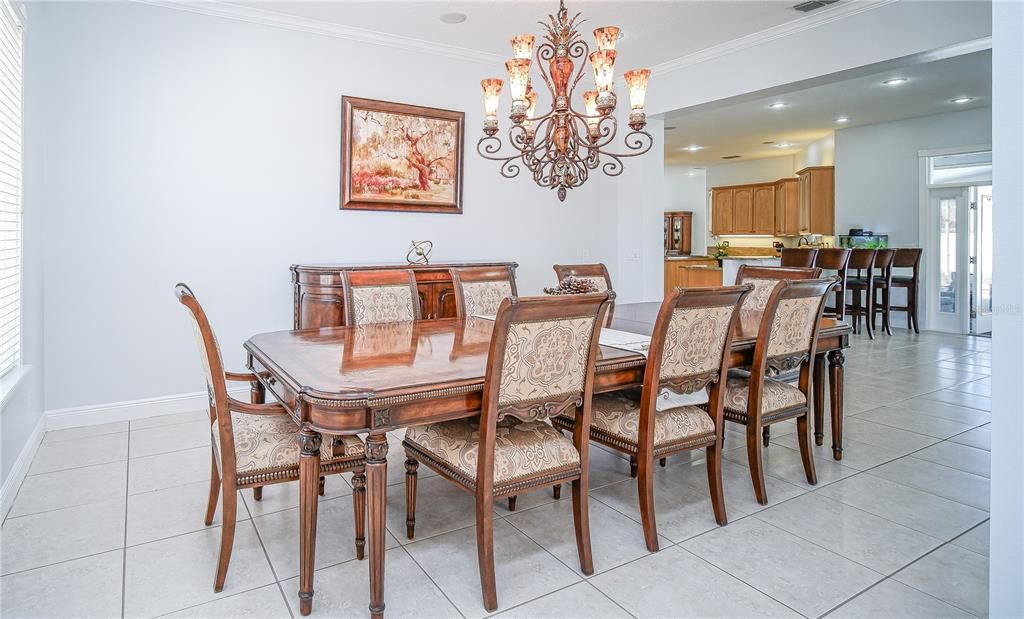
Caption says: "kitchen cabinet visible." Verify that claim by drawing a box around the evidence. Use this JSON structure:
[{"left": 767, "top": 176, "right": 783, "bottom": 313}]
[
  {"left": 711, "top": 188, "right": 734, "bottom": 235},
  {"left": 711, "top": 183, "right": 775, "bottom": 235},
  {"left": 712, "top": 168, "right": 833, "bottom": 237},
  {"left": 733, "top": 187, "right": 754, "bottom": 233},
  {"left": 664, "top": 259, "right": 722, "bottom": 294},
  {"left": 797, "top": 166, "right": 835, "bottom": 235},
  {"left": 663, "top": 211, "right": 693, "bottom": 255},
  {"left": 774, "top": 178, "right": 801, "bottom": 235},
  {"left": 753, "top": 185, "right": 776, "bottom": 234}
]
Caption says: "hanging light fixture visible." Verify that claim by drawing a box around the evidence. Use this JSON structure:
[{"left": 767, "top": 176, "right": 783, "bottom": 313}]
[{"left": 477, "top": 0, "right": 654, "bottom": 201}]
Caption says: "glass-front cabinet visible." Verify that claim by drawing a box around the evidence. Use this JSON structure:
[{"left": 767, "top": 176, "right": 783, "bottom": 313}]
[{"left": 664, "top": 211, "right": 692, "bottom": 255}]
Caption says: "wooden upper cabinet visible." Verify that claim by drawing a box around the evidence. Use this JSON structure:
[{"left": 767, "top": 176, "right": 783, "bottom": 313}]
[
  {"left": 732, "top": 187, "right": 753, "bottom": 233},
  {"left": 774, "top": 178, "right": 800, "bottom": 236},
  {"left": 711, "top": 188, "right": 734, "bottom": 235},
  {"left": 797, "top": 166, "right": 835, "bottom": 235},
  {"left": 663, "top": 211, "right": 692, "bottom": 255},
  {"left": 752, "top": 185, "right": 775, "bottom": 234}
]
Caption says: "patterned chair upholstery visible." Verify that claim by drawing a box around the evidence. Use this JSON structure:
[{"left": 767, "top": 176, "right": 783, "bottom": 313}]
[
  {"left": 588, "top": 391, "right": 715, "bottom": 449},
  {"left": 552, "top": 263, "right": 614, "bottom": 325},
  {"left": 736, "top": 265, "right": 822, "bottom": 312},
  {"left": 451, "top": 266, "right": 518, "bottom": 319},
  {"left": 342, "top": 269, "right": 421, "bottom": 326},
  {"left": 723, "top": 372, "right": 806, "bottom": 421}
]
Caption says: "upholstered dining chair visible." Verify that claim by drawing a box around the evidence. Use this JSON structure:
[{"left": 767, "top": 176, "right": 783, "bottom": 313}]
[
  {"left": 735, "top": 265, "right": 822, "bottom": 312},
  {"left": 814, "top": 248, "right": 852, "bottom": 320},
  {"left": 869, "top": 248, "right": 898, "bottom": 336},
  {"left": 845, "top": 248, "right": 879, "bottom": 339},
  {"left": 552, "top": 263, "right": 614, "bottom": 325},
  {"left": 723, "top": 277, "right": 837, "bottom": 504},
  {"left": 175, "top": 284, "right": 367, "bottom": 593},
  {"left": 451, "top": 265, "right": 518, "bottom": 319},
  {"left": 780, "top": 247, "right": 818, "bottom": 268},
  {"left": 341, "top": 269, "right": 421, "bottom": 326},
  {"left": 552, "top": 285, "right": 751, "bottom": 551},
  {"left": 889, "top": 248, "right": 924, "bottom": 333},
  {"left": 403, "top": 293, "right": 612, "bottom": 612}
]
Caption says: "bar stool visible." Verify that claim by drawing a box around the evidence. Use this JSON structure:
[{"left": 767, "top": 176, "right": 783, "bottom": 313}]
[
  {"left": 870, "top": 249, "right": 897, "bottom": 336},
  {"left": 889, "top": 248, "right": 923, "bottom": 333},
  {"left": 780, "top": 248, "right": 818, "bottom": 268},
  {"left": 814, "top": 248, "right": 851, "bottom": 321},
  {"left": 844, "top": 249, "right": 878, "bottom": 339}
]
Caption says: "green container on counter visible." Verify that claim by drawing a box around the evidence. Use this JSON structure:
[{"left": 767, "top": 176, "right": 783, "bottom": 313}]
[{"left": 839, "top": 235, "right": 889, "bottom": 249}]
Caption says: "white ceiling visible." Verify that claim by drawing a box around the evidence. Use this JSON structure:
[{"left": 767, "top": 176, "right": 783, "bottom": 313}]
[
  {"left": 225, "top": 0, "right": 856, "bottom": 69},
  {"left": 663, "top": 49, "right": 992, "bottom": 166}
]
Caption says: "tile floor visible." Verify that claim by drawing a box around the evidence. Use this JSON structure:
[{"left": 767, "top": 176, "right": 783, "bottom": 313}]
[{"left": 1, "top": 330, "right": 992, "bottom": 618}]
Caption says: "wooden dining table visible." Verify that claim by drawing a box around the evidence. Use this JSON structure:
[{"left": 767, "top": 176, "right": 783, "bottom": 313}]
[{"left": 244, "top": 301, "right": 852, "bottom": 617}]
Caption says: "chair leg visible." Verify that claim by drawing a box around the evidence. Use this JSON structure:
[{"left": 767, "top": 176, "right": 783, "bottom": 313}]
[
  {"left": 746, "top": 424, "right": 768, "bottom": 505},
  {"left": 476, "top": 495, "right": 498, "bottom": 612},
  {"left": 318, "top": 476, "right": 325, "bottom": 497},
  {"left": 796, "top": 414, "right": 818, "bottom": 485},
  {"left": 352, "top": 471, "right": 366, "bottom": 560},
  {"left": 404, "top": 458, "right": 418, "bottom": 540},
  {"left": 761, "top": 426, "right": 770, "bottom": 447},
  {"left": 553, "top": 484, "right": 562, "bottom": 500},
  {"left": 910, "top": 286, "right": 920, "bottom": 334},
  {"left": 637, "top": 457, "right": 659, "bottom": 552},
  {"left": 629, "top": 456, "right": 638, "bottom": 478},
  {"left": 883, "top": 286, "right": 893, "bottom": 335},
  {"left": 865, "top": 287, "right": 875, "bottom": 340},
  {"left": 204, "top": 449, "right": 220, "bottom": 526},
  {"left": 851, "top": 291, "right": 861, "bottom": 334},
  {"left": 706, "top": 443, "right": 727, "bottom": 526},
  {"left": 213, "top": 484, "right": 237, "bottom": 592},
  {"left": 252, "top": 486, "right": 262, "bottom": 502},
  {"left": 507, "top": 496, "right": 517, "bottom": 511},
  {"left": 571, "top": 478, "right": 595, "bottom": 573},
  {"left": 659, "top": 458, "right": 667, "bottom": 467}
]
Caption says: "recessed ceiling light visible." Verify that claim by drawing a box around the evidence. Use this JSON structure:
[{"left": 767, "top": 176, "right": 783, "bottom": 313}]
[
  {"left": 768, "top": 102, "right": 788, "bottom": 109},
  {"left": 688, "top": 171, "right": 695, "bottom": 176},
  {"left": 950, "top": 96, "right": 975, "bottom": 104},
  {"left": 762, "top": 141, "right": 776, "bottom": 145},
  {"left": 439, "top": 12, "right": 467, "bottom": 24},
  {"left": 883, "top": 77, "right": 908, "bottom": 86},
  {"left": 835, "top": 116, "right": 849, "bottom": 123},
  {"left": 775, "top": 142, "right": 793, "bottom": 148},
  {"left": 683, "top": 145, "right": 703, "bottom": 152}
]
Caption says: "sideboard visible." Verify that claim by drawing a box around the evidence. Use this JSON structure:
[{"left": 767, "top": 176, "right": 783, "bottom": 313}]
[{"left": 291, "top": 261, "right": 519, "bottom": 328}]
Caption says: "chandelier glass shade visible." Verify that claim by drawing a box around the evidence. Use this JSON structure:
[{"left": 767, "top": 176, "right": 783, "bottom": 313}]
[{"left": 476, "top": 0, "right": 654, "bottom": 201}]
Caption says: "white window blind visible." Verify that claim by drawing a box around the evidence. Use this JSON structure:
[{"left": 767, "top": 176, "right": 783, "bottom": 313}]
[{"left": 0, "top": 0, "right": 21, "bottom": 377}]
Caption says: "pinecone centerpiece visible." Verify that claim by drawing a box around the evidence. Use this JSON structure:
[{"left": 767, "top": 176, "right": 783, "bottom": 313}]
[{"left": 543, "top": 276, "right": 599, "bottom": 296}]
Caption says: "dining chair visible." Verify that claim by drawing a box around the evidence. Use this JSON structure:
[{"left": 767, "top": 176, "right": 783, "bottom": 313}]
[
  {"left": 552, "top": 263, "right": 614, "bottom": 325},
  {"left": 869, "top": 248, "right": 897, "bottom": 336},
  {"left": 403, "top": 293, "right": 612, "bottom": 612},
  {"left": 451, "top": 265, "right": 518, "bottom": 319},
  {"left": 552, "top": 285, "right": 751, "bottom": 551},
  {"left": 341, "top": 269, "right": 421, "bottom": 325},
  {"left": 888, "top": 248, "right": 923, "bottom": 333},
  {"left": 735, "top": 265, "right": 822, "bottom": 312},
  {"left": 780, "top": 247, "right": 818, "bottom": 268},
  {"left": 175, "top": 283, "right": 367, "bottom": 593},
  {"left": 844, "top": 248, "right": 878, "bottom": 339},
  {"left": 722, "top": 277, "right": 837, "bottom": 504},
  {"left": 813, "top": 248, "right": 852, "bottom": 320}
]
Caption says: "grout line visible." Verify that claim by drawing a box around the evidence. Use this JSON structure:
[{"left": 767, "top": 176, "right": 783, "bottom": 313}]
[
  {"left": 120, "top": 430, "right": 130, "bottom": 618},
  {"left": 395, "top": 544, "right": 467, "bottom": 619},
  {"left": 244, "top": 493, "right": 295, "bottom": 619}
]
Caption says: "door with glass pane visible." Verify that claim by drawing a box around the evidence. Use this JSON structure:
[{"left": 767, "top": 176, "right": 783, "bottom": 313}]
[
  {"left": 970, "top": 185, "right": 993, "bottom": 334},
  {"left": 930, "top": 187, "right": 969, "bottom": 333}
]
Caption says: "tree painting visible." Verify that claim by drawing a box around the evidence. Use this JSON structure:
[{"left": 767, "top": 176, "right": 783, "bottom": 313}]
[{"left": 347, "top": 106, "right": 460, "bottom": 207}]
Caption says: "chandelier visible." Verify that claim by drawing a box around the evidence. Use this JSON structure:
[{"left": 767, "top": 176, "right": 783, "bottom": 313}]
[{"left": 476, "top": 0, "right": 654, "bottom": 201}]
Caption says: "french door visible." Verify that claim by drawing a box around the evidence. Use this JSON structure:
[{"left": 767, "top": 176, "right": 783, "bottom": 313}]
[{"left": 929, "top": 185, "right": 993, "bottom": 334}]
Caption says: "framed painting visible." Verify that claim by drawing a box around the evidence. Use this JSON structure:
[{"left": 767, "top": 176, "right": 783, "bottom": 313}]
[{"left": 341, "top": 96, "right": 465, "bottom": 214}]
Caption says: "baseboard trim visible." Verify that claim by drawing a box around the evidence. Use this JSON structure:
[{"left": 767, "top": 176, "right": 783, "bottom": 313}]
[
  {"left": 45, "top": 387, "right": 248, "bottom": 431},
  {"left": 1, "top": 414, "right": 46, "bottom": 520}
]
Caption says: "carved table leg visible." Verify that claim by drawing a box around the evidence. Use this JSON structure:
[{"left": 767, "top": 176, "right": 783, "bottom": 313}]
[
  {"left": 298, "top": 427, "right": 322, "bottom": 616},
  {"left": 828, "top": 350, "right": 845, "bottom": 460},
  {"left": 366, "top": 434, "right": 389, "bottom": 619},
  {"left": 251, "top": 380, "right": 265, "bottom": 404},
  {"left": 813, "top": 353, "right": 826, "bottom": 447}
]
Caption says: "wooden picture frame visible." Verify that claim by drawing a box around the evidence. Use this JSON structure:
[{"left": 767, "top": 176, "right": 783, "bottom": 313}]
[{"left": 341, "top": 96, "right": 465, "bottom": 214}]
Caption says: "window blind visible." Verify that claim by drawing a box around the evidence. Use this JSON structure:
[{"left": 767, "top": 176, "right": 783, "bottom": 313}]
[{"left": 0, "top": 0, "right": 21, "bottom": 377}]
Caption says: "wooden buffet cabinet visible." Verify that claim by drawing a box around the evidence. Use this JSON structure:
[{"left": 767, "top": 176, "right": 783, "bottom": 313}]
[
  {"left": 291, "top": 261, "right": 518, "bottom": 328},
  {"left": 664, "top": 211, "right": 693, "bottom": 255},
  {"left": 711, "top": 166, "right": 834, "bottom": 236}
]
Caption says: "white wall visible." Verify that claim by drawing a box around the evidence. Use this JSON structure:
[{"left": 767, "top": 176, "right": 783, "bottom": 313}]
[
  {"left": 794, "top": 134, "right": 835, "bottom": 170},
  {"left": 664, "top": 167, "right": 707, "bottom": 253},
  {"left": 29, "top": 2, "right": 627, "bottom": 412},
  {"left": 989, "top": 2, "right": 1024, "bottom": 615},
  {"left": 706, "top": 156, "right": 796, "bottom": 188},
  {"left": 834, "top": 107, "right": 991, "bottom": 246}
]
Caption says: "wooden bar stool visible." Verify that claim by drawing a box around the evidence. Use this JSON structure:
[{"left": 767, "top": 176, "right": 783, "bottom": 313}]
[
  {"left": 814, "top": 248, "right": 852, "bottom": 321},
  {"left": 889, "top": 248, "right": 923, "bottom": 333},
  {"left": 780, "top": 248, "right": 818, "bottom": 267},
  {"left": 844, "top": 249, "right": 878, "bottom": 339},
  {"left": 870, "top": 249, "right": 897, "bottom": 336}
]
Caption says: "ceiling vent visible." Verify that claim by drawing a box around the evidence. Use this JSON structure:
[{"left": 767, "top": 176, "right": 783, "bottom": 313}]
[
  {"left": 793, "top": 0, "right": 839, "bottom": 12},
  {"left": 721, "top": 155, "right": 741, "bottom": 160}
]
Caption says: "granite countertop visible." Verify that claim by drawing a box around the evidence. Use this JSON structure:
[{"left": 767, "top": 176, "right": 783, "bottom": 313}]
[
  {"left": 665, "top": 255, "right": 715, "bottom": 261},
  {"left": 720, "top": 255, "right": 781, "bottom": 260}
]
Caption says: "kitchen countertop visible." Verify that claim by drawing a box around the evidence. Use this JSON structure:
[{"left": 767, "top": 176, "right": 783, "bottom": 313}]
[
  {"left": 720, "top": 255, "right": 781, "bottom": 260},
  {"left": 665, "top": 255, "right": 716, "bottom": 261}
]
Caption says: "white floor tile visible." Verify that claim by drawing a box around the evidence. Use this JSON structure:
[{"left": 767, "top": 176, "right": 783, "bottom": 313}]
[
  {"left": 828, "top": 579, "right": 974, "bottom": 618},
  {"left": 1, "top": 499, "right": 126, "bottom": 575},
  {"left": 164, "top": 583, "right": 291, "bottom": 618},
  {"left": 893, "top": 545, "right": 989, "bottom": 617},
  {"left": 0, "top": 550, "right": 123, "bottom": 618},
  {"left": 130, "top": 419, "right": 210, "bottom": 459},
  {"left": 9, "top": 460, "right": 127, "bottom": 518},
  {"left": 127, "top": 480, "right": 249, "bottom": 546},
  {"left": 28, "top": 431, "right": 128, "bottom": 475}
]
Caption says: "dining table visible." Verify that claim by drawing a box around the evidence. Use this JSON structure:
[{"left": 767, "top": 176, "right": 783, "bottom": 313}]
[{"left": 243, "top": 301, "right": 852, "bottom": 617}]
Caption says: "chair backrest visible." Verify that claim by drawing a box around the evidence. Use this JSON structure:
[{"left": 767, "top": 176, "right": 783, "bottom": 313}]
[
  {"left": 814, "top": 248, "right": 851, "bottom": 272},
  {"left": 735, "top": 265, "right": 822, "bottom": 312},
  {"left": 450, "top": 266, "right": 518, "bottom": 319},
  {"left": 553, "top": 263, "right": 614, "bottom": 325},
  {"left": 780, "top": 248, "right": 818, "bottom": 268},
  {"left": 748, "top": 278, "right": 837, "bottom": 413},
  {"left": 476, "top": 293, "right": 611, "bottom": 490},
  {"left": 847, "top": 248, "right": 877, "bottom": 270},
  {"left": 873, "top": 248, "right": 897, "bottom": 284},
  {"left": 342, "top": 269, "right": 421, "bottom": 326},
  {"left": 893, "top": 248, "right": 923, "bottom": 270}
]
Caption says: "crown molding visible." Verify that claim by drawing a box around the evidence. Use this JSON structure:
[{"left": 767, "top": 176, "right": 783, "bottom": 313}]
[
  {"left": 135, "top": 0, "right": 506, "bottom": 65},
  {"left": 651, "top": 0, "right": 900, "bottom": 76}
]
